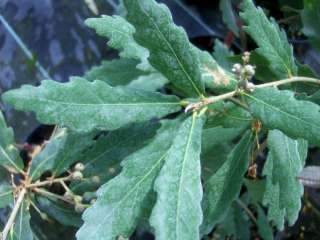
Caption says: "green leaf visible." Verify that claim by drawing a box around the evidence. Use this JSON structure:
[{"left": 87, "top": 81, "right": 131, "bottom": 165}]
[
  {"left": 244, "top": 87, "right": 320, "bottom": 146},
  {"left": 124, "top": 0, "right": 205, "bottom": 97},
  {"left": 240, "top": 0, "right": 297, "bottom": 78},
  {"left": 201, "top": 131, "right": 253, "bottom": 235},
  {"left": 2, "top": 77, "right": 181, "bottom": 133},
  {"left": 215, "top": 201, "right": 251, "bottom": 240},
  {"left": 0, "top": 168, "right": 13, "bottom": 209},
  {"left": 36, "top": 196, "right": 82, "bottom": 227},
  {"left": 76, "top": 118, "right": 181, "bottom": 240},
  {"left": 85, "top": 59, "right": 148, "bottom": 86},
  {"left": 10, "top": 200, "right": 33, "bottom": 240},
  {"left": 256, "top": 205, "right": 274, "bottom": 240},
  {"left": 126, "top": 72, "right": 168, "bottom": 92},
  {"left": 198, "top": 50, "right": 237, "bottom": 93},
  {"left": 30, "top": 128, "right": 95, "bottom": 180},
  {"left": 220, "top": 0, "right": 240, "bottom": 37},
  {"left": 150, "top": 114, "right": 205, "bottom": 240},
  {"left": 212, "top": 39, "right": 234, "bottom": 70},
  {"left": 85, "top": 16, "right": 150, "bottom": 70},
  {"left": 301, "top": 0, "right": 320, "bottom": 51},
  {"left": 0, "top": 111, "right": 23, "bottom": 172},
  {"left": 201, "top": 127, "right": 244, "bottom": 179},
  {"left": 205, "top": 102, "right": 252, "bottom": 129},
  {"left": 244, "top": 179, "right": 266, "bottom": 204},
  {"left": 263, "top": 130, "right": 308, "bottom": 230},
  {"left": 70, "top": 121, "right": 160, "bottom": 194}
]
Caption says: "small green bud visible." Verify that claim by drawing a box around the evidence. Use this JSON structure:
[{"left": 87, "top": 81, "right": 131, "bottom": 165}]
[{"left": 91, "top": 176, "right": 101, "bottom": 184}]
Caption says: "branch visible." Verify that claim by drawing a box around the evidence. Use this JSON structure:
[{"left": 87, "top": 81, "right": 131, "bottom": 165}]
[
  {"left": 1, "top": 188, "right": 27, "bottom": 240},
  {"left": 26, "top": 176, "right": 72, "bottom": 189},
  {"left": 186, "top": 77, "right": 320, "bottom": 111},
  {"left": 33, "top": 188, "right": 74, "bottom": 205}
]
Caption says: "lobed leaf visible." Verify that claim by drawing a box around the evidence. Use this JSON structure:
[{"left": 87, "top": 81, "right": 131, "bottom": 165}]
[
  {"left": 0, "top": 111, "right": 24, "bottom": 172},
  {"left": 85, "top": 16, "right": 150, "bottom": 70},
  {"left": 2, "top": 77, "right": 181, "bottom": 133},
  {"left": 220, "top": 0, "right": 240, "bottom": 37},
  {"left": 198, "top": 49, "right": 237, "bottom": 93},
  {"left": 201, "top": 131, "right": 254, "bottom": 235},
  {"left": 240, "top": 0, "right": 297, "bottom": 78},
  {"left": 76, "top": 118, "right": 182, "bottom": 240},
  {"left": 124, "top": 0, "right": 205, "bottom": 97},
  {"left": 150, "top": 114, "right": 205, "bottom": 240},
  {"left": 212, "top": 39, "right": 234, "bottom": 71},
  {"left": 263, "top": 130, "right": 308, "bottom": 230},
  {"left": 244, "top": 87, "right": 320, "bottom": 146},
  {"left": 85, "top": 59, "right": 148, "bottom": 86}
]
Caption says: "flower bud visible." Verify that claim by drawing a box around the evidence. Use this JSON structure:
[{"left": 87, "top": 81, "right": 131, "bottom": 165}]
[
  {"left": 71, "top": 171, "right": 83, "bottom": 180},
  {"left": 91, "top": 176, "right": 100, "bottom": 184},
  {"left": 74, "top": 204, "right": 85, "bottom": 213},
  {"left": 64, "top": 191, "right": 74, "bottom": 201},
  {"left": 74, "top": 195, "right": 83, "bottom": 203},
  {"left": 232, "top": 63, "right": 242, "bottom": 74},
  {"left": 74, "top": 163, "right": 85, "bottom": 172},
  {"left": 244, "top": 64, "right": 255, "bottom": 77}
]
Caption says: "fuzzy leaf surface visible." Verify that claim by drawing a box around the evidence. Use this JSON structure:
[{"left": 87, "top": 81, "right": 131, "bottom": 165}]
[
  {"left": 0, "top": 111, "right": 23, "bottom": 172},
  {"left": 150, "top": 115, "right": 204, "bottom": 240},
  {"left": 76, "top": 119, "right": 181, "bottom": 240},
  {"left": 85, "top": 16, "right": 149, "bottom": 70},
  {"left": 245, "top": 88, "right": 320, "bottom": 146},
  {"left": 85, "top": 59, "right": 147, "bottom": 86},
  {"left": 2, "top": 77, "right": 181, "bottom": 133},
  {"left": 124, "top": 0, "right": 205, "bottom": 97},
  {"left": 201, "top": 131, "right": 253, "bottom": 235},
  {"left": 263, "top": 130, "right": 308, "bottom": 230},
  {"left": 198, "top": 50, "right": 237, "bottom": 93},
  {"left": 240, "top": 0, "right": 297, "bottom": 78}
]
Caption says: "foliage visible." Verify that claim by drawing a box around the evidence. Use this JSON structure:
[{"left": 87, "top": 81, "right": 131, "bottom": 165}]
[{"left": 1, "top": 0, "right": 320, "bottom": 239}]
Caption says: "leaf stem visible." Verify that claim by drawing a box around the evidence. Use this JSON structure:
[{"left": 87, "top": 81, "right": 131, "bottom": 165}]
[
  {"left": 1, "top": 188, "right": 27, "bottom": 240},
  {"left": 235, "top": 199, "right": 257, "bottom": 224},
  {"left": 187, "top": 77, "right": 320, "bottom": 111},
  {"left": 33, "top": 188, "right": 74, "bottom": 205},
  {"left": 26, "top": 176, "right": 72, "bottom": 189},
  {"left": 255, "top": 77, "right": 320, "bottom": 89}
]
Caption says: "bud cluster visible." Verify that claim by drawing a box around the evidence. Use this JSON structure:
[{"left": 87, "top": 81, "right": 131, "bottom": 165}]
[
  {"left": 231, "top": 52, "right": 256, "bottom": 92},
  {"left": 71, "top": 162, "right": 85, "bottom": 181}
]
